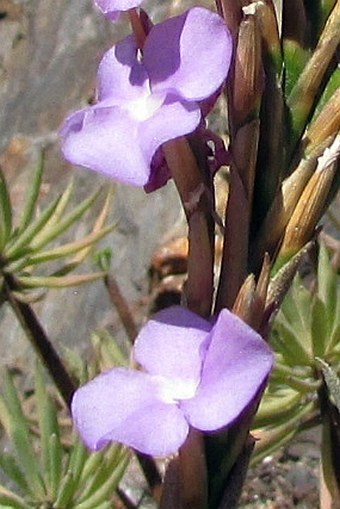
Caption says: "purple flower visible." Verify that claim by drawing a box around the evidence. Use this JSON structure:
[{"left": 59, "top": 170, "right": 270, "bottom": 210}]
[
  {"left": 94, "top": 0, "right": 142, "bottom": 21},
  {"left": 72, "top": 306, "right": 273, "bottom": 457},
  {"left": 60, "top": 7, "right": 232, "bottom": 188}
]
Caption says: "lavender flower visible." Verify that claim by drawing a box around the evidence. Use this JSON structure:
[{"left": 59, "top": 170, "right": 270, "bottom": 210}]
[
  {"left": 72, "top": 306, "right": 273, "bottom": 457},
  {"left": 94, "top": 0, "right": 142, "bottom": 21},
  {"left": 60, "top": 7, "right": 232, "bottom": 188}
]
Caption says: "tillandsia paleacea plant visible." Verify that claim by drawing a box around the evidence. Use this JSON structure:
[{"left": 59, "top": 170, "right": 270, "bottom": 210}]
[
  {"left": 1, "top": 0, "right": 339, "bottom": 508},
  {"left": 58, "top": 0, "right": 340, "bottom": 507}
]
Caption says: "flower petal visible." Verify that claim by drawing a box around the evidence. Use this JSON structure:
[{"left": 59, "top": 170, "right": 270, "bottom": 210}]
[
  {"left": 61, "top": 106, "right": 150, "bottom": 186},
  {"left": 134, "top": 306, "right": 211, "bottom": 387},
  {"left": 139, "top": 94, "right": 201, "bottom": 165},
  {"left": 98, "top": 37, "right": 148, "bottom": 103},
  {"left": 144, "top": 7, "right": 232, "bottom": 101},
  {"left": 181, "top": 309, "right": 274, "bottom": 431},
  {"left": 94, "top": 0, "right": 142, "bottom": 20},
  {"left": 72, "top": 367, "right": 189, "bottom": 456}
]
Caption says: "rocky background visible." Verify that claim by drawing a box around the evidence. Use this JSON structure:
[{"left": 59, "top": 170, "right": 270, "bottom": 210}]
[
  {"left": 0, "top": 0, "right": 187, "bottom": 371},
  {"left": 0, "top": 1, "right": 338, "bottom": 507}
]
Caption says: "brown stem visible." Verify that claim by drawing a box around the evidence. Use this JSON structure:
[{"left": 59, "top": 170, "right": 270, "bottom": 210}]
[
  {"left": 159, "top": 137, "right": 215, "bottom": 508},
  {"left": 128, "top": 8, "right": 147, "bottom": 48},
  {"left": 217, "top": 435, "right": 255, "bottom": 509},
  {"left": 135, "top": 454, "right": 162, "bottom": 502},
  {"left": 3, "top": 272, "right": 76, "bottom": 409},
  {"left": 215, "top": 166, "right": 249, "bottom": 312},
  {"left": 104, "top": 274, "right": 138, "bottom": 344},
  {"left": 178, "top": 429, "right": 207, "bottom": 509},
  {"left": 160, "top": 430, "right": 207, "bottom": 509},
  {"left": 116, "top": 487, "right": 138, "bottom": 509},
  {"left": 215, "top": 0, "right": 242, "bottom": 36},
  {"left": 163, "top": 137, "right": 214, "bottom": 317}
]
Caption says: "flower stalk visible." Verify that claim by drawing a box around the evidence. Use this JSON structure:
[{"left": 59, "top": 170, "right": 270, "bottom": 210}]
[
  {"left": 160, "top": 137, "right": 214, "bottom": 509},
  {"left": 128, "top": 8, "right": 146, "bottom": 48}
]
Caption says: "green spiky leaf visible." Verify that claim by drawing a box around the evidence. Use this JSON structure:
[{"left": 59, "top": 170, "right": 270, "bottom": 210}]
[
  {"left": 317, "top": 242, "right": 338, "bottom": 327},
  {"left": 0, "top": 451, "right": 28, "bottom": 492},
  {"left": 34, "top": 363, "right": 62, "bottom": 496},
  {"left": 0, "top": 486, "right": 33, "bottom": 509},
  {"left": 4, "top": 195, "right": 61, "bottom": 260},
  {"left": 17, "top": 272, "right": 106, "bottom": 289},
  {"left": 0, "top": 170, "right": 12, "bottom": 250},
  {"left": 17, "top": 151, "right": 45, "bottom": 234},
  {"left": 16, "top": 224, "right": 114, "bottom": 269},
  {"left": 30, "top": 188, "right": 101, "bottom": 251},
  {"left": 0, "top": 372, "right": 45, "bottom": 498}
]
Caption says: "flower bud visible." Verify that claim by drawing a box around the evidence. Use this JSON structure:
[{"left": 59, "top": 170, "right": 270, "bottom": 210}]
[
  {"left": 315, "top": 0, "right": 337, "bottom": 38},
  {"left": 281, "top": 0, "right": 309, "bottom": 96},
  {"left": 233, "top": 13, "right": 263, "bottom": 128},
  {"left": 282, "top": 0, "right": 307, "bottom": 45},
  {"left": 279, "top": 135, "right": 340, "bottom": 258},
  {"left": 287, "top": 1, "right": 340, "bottom": 151},
  {"left": 233, "top": 119, "right": 260, "bottom": 199},
  {"left": 251, "top": 136, "right": 335, "bottom": 266},
  {"left": 216, "top": 0, "right": 242, "bottom": 36},
  {"left": 233, "top": 253, "right": 270, "bottom": 331},
  {"left": 232, "top": 274, "right": 256, "bottom": 325},
  {"left": 305, "top": 88, "right": 340, "bottom": 152},
  {"left": 255, "top": 0, "right": 282, "bottom": 74}
]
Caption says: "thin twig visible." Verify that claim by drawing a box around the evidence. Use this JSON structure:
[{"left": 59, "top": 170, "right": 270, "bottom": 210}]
[
  {"left": 135, "top": 453, "right": 162, "bottom": 502},
  {"left": 116, "top": 487, "right": 138, "bottom": 509},
  {"left": 3, "top": 271, "right": 76, "bottom": 409},
  {"left": 104, "top": 274, "right": 138, "bottom": 343}
]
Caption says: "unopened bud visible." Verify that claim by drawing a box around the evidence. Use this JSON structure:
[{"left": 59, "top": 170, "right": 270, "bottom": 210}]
[
  {"left": 216, "top": 0, "right": 242, "bottom": 36},
  {"left": 232, "top": 274, "right": 256, "bottom": 325},
  {"left": 282, "top": 0, "right": 307, "bottom": 45},
  {"left": 267, "top": 241, "right": 314, "bottom": 310},
  {"left": 281, "top": 0, "right": 309, "bottom": 95},
  {"left": 279, "top": 135, "right": 340, "bottom": 258},
  {"left": 233, "top": 119, "right": 260, "bottom": 199},
  {"left": 287, "top": 1, "right": 340, "bottom": 152},
  {"left": 251, "top": 136, "right": 335, "bottom": 265},
  {"left": 305, "top": 88, "right": 340, "bottom": 152},
  {"left": 255, "top": 0, "right": 282, "bottom": 74},
  {"left": 233, "top": 14, "right": 263, "bottom": 127},
  {"left": 316, "top": 0, "right": 337, "bottom": 37},
  {"left": 233, "top": 254, "right": 270, "bottom": 330}
]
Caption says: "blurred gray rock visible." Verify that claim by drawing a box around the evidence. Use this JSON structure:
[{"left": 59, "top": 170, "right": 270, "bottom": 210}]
[{"left": 0, "top": 0, "right": 184, "bottom": 372}]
